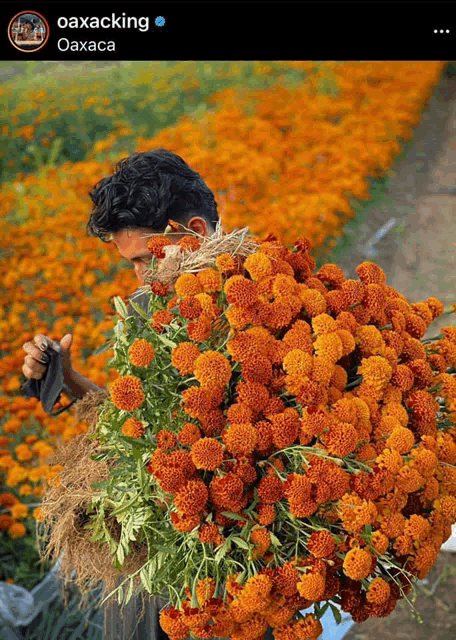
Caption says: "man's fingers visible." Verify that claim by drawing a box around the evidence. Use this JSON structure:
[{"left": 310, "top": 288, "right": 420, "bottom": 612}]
[
  {"left": 24, "top": 355, "right": 47, "bottom": 371},
  {"left": 22, "top": 363, "right": 45, "bottom": 380},
  {"left": 22, "top": 342, "right": 49, "bottom": 363},
  {"left": 33, "top": 334, "right": 53, "bottom": 352}
]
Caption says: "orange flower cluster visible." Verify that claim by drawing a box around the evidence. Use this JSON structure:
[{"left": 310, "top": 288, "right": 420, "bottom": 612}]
[{"left": 86, "top": 231, "right": 456, "bottom": 637}]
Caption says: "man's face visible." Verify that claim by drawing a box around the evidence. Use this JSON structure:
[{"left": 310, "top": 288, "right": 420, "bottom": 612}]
[{"left": 111, "top": 218, "right": 210, "bottom": 285}]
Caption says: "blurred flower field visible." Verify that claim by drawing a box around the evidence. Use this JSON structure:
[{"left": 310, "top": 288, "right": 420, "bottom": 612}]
[{"left": 0, "top": 60, "right": 448, "bottom": 588}]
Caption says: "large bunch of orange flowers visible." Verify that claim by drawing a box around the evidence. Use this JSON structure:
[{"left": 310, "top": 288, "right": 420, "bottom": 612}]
[{"left": 86, "top": 229, "right": 456, "bottom": 640}]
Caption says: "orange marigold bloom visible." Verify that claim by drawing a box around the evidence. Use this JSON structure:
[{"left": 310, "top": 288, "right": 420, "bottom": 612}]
[
  {"left": 200, "top": 408, "right": 226, "bottom": 437},
  {"left": 396, "top": 465, "right": 424, "bottom": 494},
  {"left": 314, "top": 332, "right": 344, "bottom": 363},
  {"left": 225, "top": 305, "right": 255, "bottom": 330},
  {"left": 386, "top": 426, "right": 415, "bottom": 454},
  {"left": 356, "top": 325, "right": 385, "bottom": 357},
  {"left": 159, "top": 607, "right": 189, "bottom": 638},
  {"left": 409, "top": 447, "right": 438, "bottom": 477},
  {"left": 177, "top": 235, "right": 202, "bottom": 252},
  {"left": 170, "top": 511, "right": 200, "bottom": 532},
  {"left": 215, "top": 253, "right": 236, "bottom": 274},
  {"left": 370, "top": 531, "right": 389, "bottom": 555},
  {"left": 311, "top": 313, "right": 337, "bottom": 335},
  {"left": 179, "top": 296, "right": 203, "bottom": 319},
  {"left": 375, "top": 448, "right": 403, "bottom": 474},
  {"left": 358, "top": 356, "right": 392, "bottom": 392},
  {"left": 241, "top": 354, "right": 273, "bottom": 385},
  {"left": 341, "top": 280, "right": 364, "bottom": 306},
  {"left": 257, "top": 504, "right": 276, "bottom": 526},
  {"left": 236, "top": 381, "right": 269, "bottom": 412},
  {"left": 380, "top": 512, "right": 406, "bottom": 539},
  {"left": 390, "top": 364, "right": 414, "bottom": 391},
  {"left": 151, "top": 310, "right": 174, "bottom": 333},
  {"left": 224, "top": 275, "right": 258, "bottom": 308},
  {"left": 210, "top": 473, "right": 244, "bottom": 511},
  {"left": 181, "top": 386, "right": 212, "bottom": 419},
  {"left": 191, "top": 438, "right": 224, "bottom": 471},
  {"left": 238, "top": 574, "right": 273, "bottom": 613},
  {"left": 254, "top": 420, "right": 274, "bottom": 455},
  {"left": 305, "top": 276, "right": 327, "bottom": 295},
  {"left": 293, "top": 613, "right": 323, "bottom": 640},
  {"left": 442, "top": 326, "right": 456, "bottom": 344},
  {"left": 175, "top": 273, "right": 204, "bottom": 297},
  {"left": 381, "top": 402, "right": 409, "bottom": 427},
  {"left": 366, "top": 577, "right": 391, "bottom": 604},
  {"left": 128, "top": 339, "right": 155, "bottom": 367},
  {"left": 356, "top": 262, "right": 386, "bottom": 285},
  {"left": 121, "top": 418, "right": 145, "bottom": 438},
  {"left": 271, "top": 274, "right": 299, "bottom": 299},
  {"left": 171, "top": 342, "right": 201, "bottom": 375},
  {"left": 401, "top": 336, "right": 426, "bottom": 361},
  {"left": 282, "top": 349, "right": 313, "bottom": 377},
  {"left": 178, "top": 422, "right": 201, "bottom": 446},
  {"left": 187, "top": 313, "right": 212, "bottom": 342},
  {"left": 227, "top": 332, "right": 266, "bottom": 363},
  {"left": 194, "top": 293, "right": 218, "bottom": 318},
  {"left": 196, "top": 268, "right": 222, "bottom": 293},
  {"left": 223, "top": 423, "right": 257, "bottom": 455},
  {"left": 316, "top": 263, "right": 345, "bottom": 287},
  {"left": 336, "top": 330, "right": 356, "bottom": 357},
  {"left": 322, "top": 422, "right": 358, "bottom": 457},
  {"left": 426, "top": 297, "right": 445, "bottom": 319},
  {"left": 194, "top": 351, "right": 231, "bottom": 388},
  {"left": 251, "top": 527, "right": 271, "bottom": 559},
  {"left": 407, "top": 359, "right": 434, "bottom": 389},
  {"left": 258, "top": 475, "right": 284, "bottom": 504},
  {"left": 363, "top": 283, "right": 387, "bottom": 317},
  {"left": 343, "top": 547, "right": 373, "bottom": 580},
  {"left": 405, "top": 313, "right": 428, "bottom": 339},
  {"left": 175, "top": 479, "right": 208, "bottom": 516},
  {"left": 297, "top": 572, "right": 326, "bottom": 601},
  {"left": 311, "top": 355, "right": 335, "bottom": 388},
  {"left": 244, "top": 252, "right": 273, "bottom": 281},
  {"left": 438, "top": 338, "right": 456, "bottom": 367},
  {"left": 300, "top": 288, "right": 327, "bottom": 317},
  {"left": 198, "top": 522, "right": 223, "bottom": 544},
  {"left": 8, "top": 522, "right": 26, "bottom": 539},
  {"left": 156, "top": 429, "right": 177, "bottom": 450},
  {"left": 414, "top": 542, "right": 438, "bottom": 573},
  {"left": 404, "top": 514, "right": 431, "bottom": 541},
  {"left": 307, "top": 530, "right": 336, "bottom": 558},
  {"left": 331, "top": 365, "right": 348, "bottom": 391},
  {"left": 269, "top": 409, "right": 300, "bottom": 449},
  {"left": 438, "top": 495, "right": 456, "bottom": 522},
  {"left": 383, "top": 330, "right": 404, "bottom": 355},
  {"left": 226, "top": 402, "right": 254, "bottom": 424},
  {"left": 406, "top": 390, "right": 439, "bottom": 428},
  {"left": 147, "top": 235, "right": 173, "bottom": 258},
  {"left": 110, "top": 375, "right": 144, "bottom": 411}
]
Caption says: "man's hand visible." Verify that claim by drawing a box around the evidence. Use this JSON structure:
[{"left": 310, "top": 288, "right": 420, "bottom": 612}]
[{"left": 22, "top": 333, "right": 73, "bottom": 380}]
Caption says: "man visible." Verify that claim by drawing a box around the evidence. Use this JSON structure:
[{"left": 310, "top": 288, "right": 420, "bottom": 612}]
[
  {"left": 21, "top": 148, "right": 217, "bottom": 399},
  {"left": 21, "top": 148, "right": 277, "bottom": 640}
]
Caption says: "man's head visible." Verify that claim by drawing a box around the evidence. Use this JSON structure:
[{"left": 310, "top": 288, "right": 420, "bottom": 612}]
[{"left": 87, "top": 149, "right": 219, "bottom": 284}]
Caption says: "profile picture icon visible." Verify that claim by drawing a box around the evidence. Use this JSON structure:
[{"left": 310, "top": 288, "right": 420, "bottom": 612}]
[{"left": 8, "top": 11, "right": 49, "bottom": 52}]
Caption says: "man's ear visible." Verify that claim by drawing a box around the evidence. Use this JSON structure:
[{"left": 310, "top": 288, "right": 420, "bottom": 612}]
[{"left": 187, "top": 216, "right": 209, "bottom": 236}]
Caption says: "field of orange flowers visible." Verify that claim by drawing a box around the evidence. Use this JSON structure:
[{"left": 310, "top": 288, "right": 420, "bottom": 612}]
[{"left": 0, "top": 60, "right": 448, "bottom": 587}]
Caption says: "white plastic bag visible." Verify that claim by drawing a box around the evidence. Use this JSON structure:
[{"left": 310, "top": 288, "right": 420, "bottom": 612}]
[{"left": 0, "top": 555, "right": 64, "bottom": 627}]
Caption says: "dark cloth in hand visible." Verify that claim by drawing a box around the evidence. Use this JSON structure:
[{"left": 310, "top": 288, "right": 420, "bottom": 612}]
[{"left": 19, "top": 346, "right": 77, "bottom": 416}]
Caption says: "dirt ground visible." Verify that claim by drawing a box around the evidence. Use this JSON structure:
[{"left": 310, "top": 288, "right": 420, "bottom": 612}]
[{"left": 339, "top": 73, "right": 456, "bottom": 640}]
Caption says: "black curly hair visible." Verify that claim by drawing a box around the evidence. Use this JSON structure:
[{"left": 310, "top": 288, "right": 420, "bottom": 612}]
[{"left": 86, "top": 149, "right": 219, "bottom": 241}]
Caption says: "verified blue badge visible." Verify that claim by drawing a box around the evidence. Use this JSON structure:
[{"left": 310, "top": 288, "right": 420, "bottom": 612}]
[{"left": 155, "top": 16, "right": 165, "bottom": 27}]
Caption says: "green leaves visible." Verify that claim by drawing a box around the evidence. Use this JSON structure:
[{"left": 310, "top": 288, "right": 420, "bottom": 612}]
[
  {"left": 113, "top": 296, "right": 129, "bottom": 319},
  {"left": 128, "top": 299, "right": 150, "bottom": 321}
]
